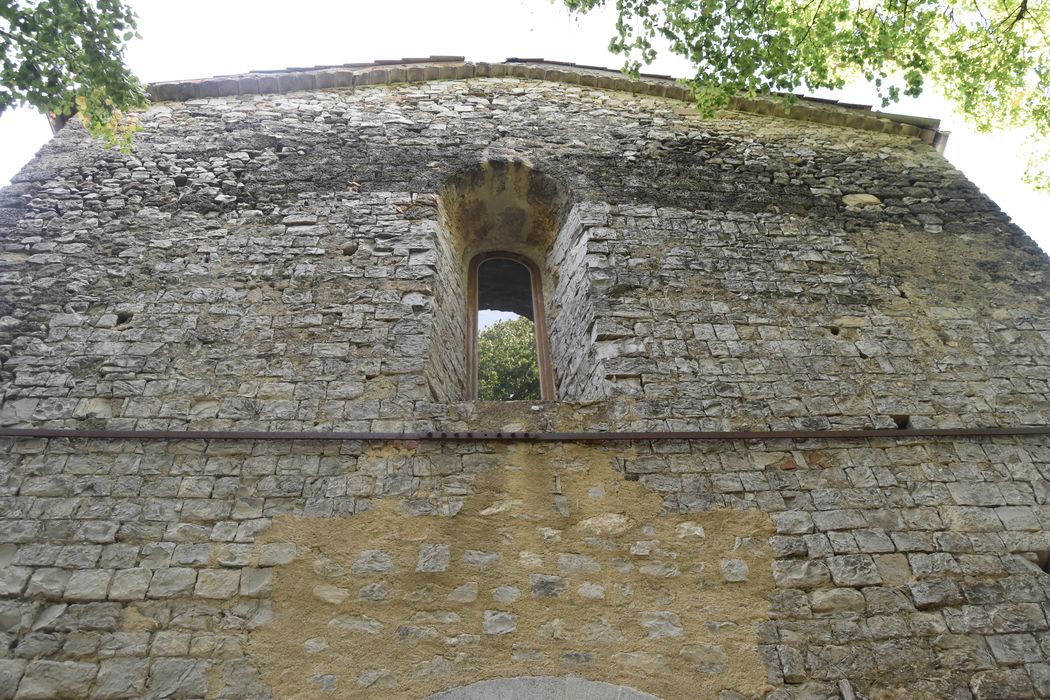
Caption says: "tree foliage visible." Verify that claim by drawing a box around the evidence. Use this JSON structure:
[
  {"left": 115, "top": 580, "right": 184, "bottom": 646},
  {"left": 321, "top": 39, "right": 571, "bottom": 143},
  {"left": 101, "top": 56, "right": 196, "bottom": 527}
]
[
  {"left": 564, "top": 0, "right": 1050, "bottom": 188},
  {"left": 477, "top": 317, "right": 542, "bottom": 401},
  {"left": 0, "top": 0, "right": 147, "bottom": 148}
]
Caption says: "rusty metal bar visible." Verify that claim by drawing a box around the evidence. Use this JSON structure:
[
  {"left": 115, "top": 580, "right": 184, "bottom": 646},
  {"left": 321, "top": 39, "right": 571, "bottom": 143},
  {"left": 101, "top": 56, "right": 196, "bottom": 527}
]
[{"left": 0, "top": 426, "right": 1047, "bottom": 442}]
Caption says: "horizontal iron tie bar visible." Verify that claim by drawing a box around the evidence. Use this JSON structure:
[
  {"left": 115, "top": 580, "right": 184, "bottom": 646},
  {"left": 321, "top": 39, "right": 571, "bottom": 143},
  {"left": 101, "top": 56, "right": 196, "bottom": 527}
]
[{"left": 0, "top": 426, "right": 1048, "bottom": 442}]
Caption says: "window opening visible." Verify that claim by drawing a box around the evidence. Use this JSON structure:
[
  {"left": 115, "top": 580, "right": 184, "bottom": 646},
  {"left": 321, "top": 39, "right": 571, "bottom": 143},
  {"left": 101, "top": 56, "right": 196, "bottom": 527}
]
[{"left": 468, "top": 253, "right": 555, "bottom": 401}]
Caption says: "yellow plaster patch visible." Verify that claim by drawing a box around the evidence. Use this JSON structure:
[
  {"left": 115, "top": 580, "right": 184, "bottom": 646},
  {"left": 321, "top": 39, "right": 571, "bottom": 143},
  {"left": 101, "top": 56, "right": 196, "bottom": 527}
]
[{"left": 246, "top": 443, "right": 775, "bottom": 699}]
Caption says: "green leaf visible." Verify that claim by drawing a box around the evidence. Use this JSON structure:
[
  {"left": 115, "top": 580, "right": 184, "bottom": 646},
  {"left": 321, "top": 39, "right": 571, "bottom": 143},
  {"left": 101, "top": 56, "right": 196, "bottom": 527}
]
[
  {"left": 563, "top": 0, "right": 1050, "bottom": 189},
  {"left": 0, "top": 0, "right": 148, "bottom": 150},
  {"left": 477, "top": 317, "right": 542, "bottom": 401}
]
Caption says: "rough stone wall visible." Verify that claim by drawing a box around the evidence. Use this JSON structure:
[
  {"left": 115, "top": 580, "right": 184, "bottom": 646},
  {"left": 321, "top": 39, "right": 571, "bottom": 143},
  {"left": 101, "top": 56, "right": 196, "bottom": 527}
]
[
  {"left": 547, "top": 204, "right": 607, "bottom": 400},
  {"left": 1, "top": 77, "right": 1048, "bottom": 427},
  {"left": 0, "top": 73, "right": 1047, "bottom": 699}
]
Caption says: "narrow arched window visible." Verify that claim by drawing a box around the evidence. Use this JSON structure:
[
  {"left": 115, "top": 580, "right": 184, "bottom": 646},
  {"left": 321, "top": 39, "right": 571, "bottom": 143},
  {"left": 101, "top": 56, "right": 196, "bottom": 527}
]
[{"left": 467, "top": 252, "right": 555, "bottom": 401}]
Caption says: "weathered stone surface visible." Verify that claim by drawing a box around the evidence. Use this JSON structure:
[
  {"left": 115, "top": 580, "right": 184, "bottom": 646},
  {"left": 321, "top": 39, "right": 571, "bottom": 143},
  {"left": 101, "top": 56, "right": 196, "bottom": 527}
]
[
  {"left": 194, "top": 570, "right": 240, "bottom": 599},
  {"left": 107, "top": 569, "right": 150, "bottom": 601},
  {"left": 312, "top": 584, "right": 350, "bottom": 605},
  {"left": 447, "top": 582, "right": 477, "bottom": 603},
  {"left": 416, "top": 544, "right": 450, "bottom": 573},
  {"left": 146, "top": 659, "right": 208, "bottom": 699},
  {"left": 0, "top": 660, "right": 26, "bottom": 700},
  {"left": 720, "top": 559, "right": 749, "bottom": 582},
  {"left": 239, "top": 568, "right": 273, "bottom": 598},
  {"left": 94, "top": 659, "right": 148, "bottom": 699},
  {"left": 0, "top": 62, "right": 1047, "bottom": 700},
  {"left": 14, "top": 661, "right": 97, "bottom": 700},
  {"left": 529, "top": 574, "right": 566, "bottom": 598},
  {"left": 462, "top": 551, "right": 501, "bottom": 569},
  {"left": 810, "top": 588, "right": 866, "bottom": 613},
  {"left": 259, "top": 543, "right": 297, "bottom": 567},
  {"left": 328, "top": 614, "right": 383, "bottom": 634},
  {"left": 352, "top": 550, "right": 393, "bottom": 574},
  {"left": 557, "top": 553, "right": 601, "bottom": 573},
  {"left": 482, "top": 611, "right": 516, "bottom": 635},
  {"left": 772, "top": 560, "right": 832, "bottom": 589},
  {"left": 147, "top": 569, "right": 196, "bottom": 598},
  {"left": 827, "top": 555, "right": 882, "bottom": 587},
  {"left": 640, "top": 612, "right": 683, "bottom": 639},
  {"left": 841, "top": 193, "right": 881, "bottom": 207},
  {"left": 491, "top": 585, "right": 521, "bottom": 604},
  {"left": 680, "top": 644, "right": 729, "bottom": 673}
]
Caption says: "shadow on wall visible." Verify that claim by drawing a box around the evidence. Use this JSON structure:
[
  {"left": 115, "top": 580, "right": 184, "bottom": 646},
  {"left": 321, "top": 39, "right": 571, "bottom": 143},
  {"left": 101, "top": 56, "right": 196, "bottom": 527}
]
[
  {"left": 424, "top": 676, "right": 660, "bottom": 699},
  {"left": 439, "top": 159, "right": 572, "bottom": 262}
]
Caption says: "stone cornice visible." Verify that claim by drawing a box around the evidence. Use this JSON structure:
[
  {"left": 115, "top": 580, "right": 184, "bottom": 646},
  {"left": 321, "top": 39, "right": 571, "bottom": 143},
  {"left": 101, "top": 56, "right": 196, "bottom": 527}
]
[{"left": 147, "top": 57, "right": 947, "bottom": 149}]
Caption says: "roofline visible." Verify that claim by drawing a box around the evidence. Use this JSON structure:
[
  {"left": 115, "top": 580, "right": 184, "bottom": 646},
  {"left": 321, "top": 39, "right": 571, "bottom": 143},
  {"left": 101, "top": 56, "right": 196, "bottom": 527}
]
[{"left": 146, "top": 57, "right": 948, "bottom": 151}]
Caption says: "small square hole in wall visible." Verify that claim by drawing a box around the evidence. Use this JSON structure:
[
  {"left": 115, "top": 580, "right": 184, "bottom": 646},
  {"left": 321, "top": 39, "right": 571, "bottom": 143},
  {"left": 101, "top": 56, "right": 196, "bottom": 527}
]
[
  {"left": 115, "top": 312, "right": 133, "bottom": 327},
  {"left": 1036, "top": 551, "right": 1050, "bottom": 574},
  {"left": 891, "top": 415, "right": 910, "bottom": 430}
]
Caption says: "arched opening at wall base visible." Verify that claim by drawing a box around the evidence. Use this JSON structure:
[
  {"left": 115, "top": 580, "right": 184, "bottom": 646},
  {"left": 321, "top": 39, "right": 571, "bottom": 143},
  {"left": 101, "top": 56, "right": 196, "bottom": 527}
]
[{"left": 423, "top": 675, "right": 662, "bottom": 699}]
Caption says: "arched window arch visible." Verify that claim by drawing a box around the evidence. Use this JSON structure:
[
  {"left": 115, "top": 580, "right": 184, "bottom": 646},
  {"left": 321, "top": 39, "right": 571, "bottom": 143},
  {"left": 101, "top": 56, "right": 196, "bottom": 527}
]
[{"left": 467, "top": 251, "right": 555, "bottom": 401}]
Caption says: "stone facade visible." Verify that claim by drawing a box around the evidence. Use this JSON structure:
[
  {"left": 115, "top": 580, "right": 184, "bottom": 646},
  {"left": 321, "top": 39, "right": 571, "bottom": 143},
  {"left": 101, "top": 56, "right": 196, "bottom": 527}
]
[{"left": 0, "top": 59, "right": 1048, "bottom": 699}]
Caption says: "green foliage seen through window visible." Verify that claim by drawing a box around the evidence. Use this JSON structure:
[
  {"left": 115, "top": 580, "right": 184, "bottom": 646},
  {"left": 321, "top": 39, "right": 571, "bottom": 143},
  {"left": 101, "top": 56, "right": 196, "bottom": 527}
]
[{"left": 477, "top": 317, "right": 541, "bottom": 401}]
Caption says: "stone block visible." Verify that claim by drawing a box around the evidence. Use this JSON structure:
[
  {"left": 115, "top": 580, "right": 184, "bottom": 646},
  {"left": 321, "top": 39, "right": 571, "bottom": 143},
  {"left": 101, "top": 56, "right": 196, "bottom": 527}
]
[
  {"left": 827, "top": 555, "right": 882, "bottom": 587},
  {"left": 640, "top": 611, "right": 682, "bottom": 639},
  {"left": 24, "top": 568, "right": 69, "bottom": 599},
  {"left": 312, "top": 584, "right": 350, "bottom": 605},
  {"left": 172, "top": 544, "right": 212, "bottom": 566},
  {"left": 0, "top": 660, "right": 26, "bottom": 700},
  {"left": 777, "top": 645, "right": 806, "bottom": 684},
  {"left": 482, "top": 611, "right": 516, "bottom": 635},
  {"left": 447, "top": 582, "right": 477, "bottom": 603},
  {"left": 329, "top": 614, "right": 383, "bottom": 634},
  {"left": 679, "top": 644, "right": 727, "bottom": 673},
  {"left": 1028, "top": 663, "right": 1050, "bottom": 696},
  {"left": 147, "top": 568, "right": 196, "bottom": 598},
  {"left": 216, "top": 544, "right": 253, "bottom": 567},
  {"left": 194, "top": 570, "right": 240, "bottom": 599},
  {"left": 146, "top": 659, "right": 208, "bottom": 699},
  {"left": 64, "top": 570, "right": 112, "bottom": 601},
  {"left": 416, "top": 544, "right": 450, "bottom": 573},
  {"left": 872, "top": 553, "right": 912, "bottom": 585},
  {"left": 491, "top": 585, "right": 520, "bottom": 604},
  {"left": 14, "top": 661, "right": 97, "bottom": 700},
  {"left": 772, "top": 560, "right": 831, "bottom": 589},
  {"left": 108, "top": 569, "right": 150, "bottom": 601},
  {"left": 969, "top": 668, "right": 1036, "bottom": 699},
  {"left": 0, "top": 567, "right": 31, "bottom": 596},
  {"left": 239, "top": 568, "right": 273, "bottom": 597},
  {"left": 995, "top": 506, "right": 1041, "bottom": 531},
  {"left": 462, "top": 550, "right": 501, "bottom": 569},
  {"left": 258, "top": 543, "right": 296, "bottom": 566},
  {"left": 529, "top": 574, "right": 566, "bottom": 598},
  {"left": 810, "top": 587, "right": 866, "bottom": 613},
  {"left": 908, "top": 580, "right": 963, "bottom": 609},
  {"left": 352, "top": 550, "right": 393, "bottom": 574},
  {"left": 720, "top": 559, "right": 749, "bottom": 582},
  {"left": 557, "top": 553, "right": 600, "bottom": 573},
  {"left": 987, "top": 634, "right": 1045, "bottom": 665},
  {"left": 94, "top": 658, "right": 148, "bottom": 699}
]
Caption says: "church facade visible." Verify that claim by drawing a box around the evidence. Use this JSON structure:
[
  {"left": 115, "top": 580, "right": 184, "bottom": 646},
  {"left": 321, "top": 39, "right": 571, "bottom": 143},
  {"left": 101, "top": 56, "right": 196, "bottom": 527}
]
[{"left": 0, "top": 58, "right": 1048, "bottom": 699}]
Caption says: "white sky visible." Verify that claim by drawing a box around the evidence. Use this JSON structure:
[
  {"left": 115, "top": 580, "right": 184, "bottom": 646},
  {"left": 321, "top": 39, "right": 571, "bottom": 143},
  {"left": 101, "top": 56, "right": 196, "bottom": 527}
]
[{"left": 1, "top": 0, "right": 1047, "bottom": 254}]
